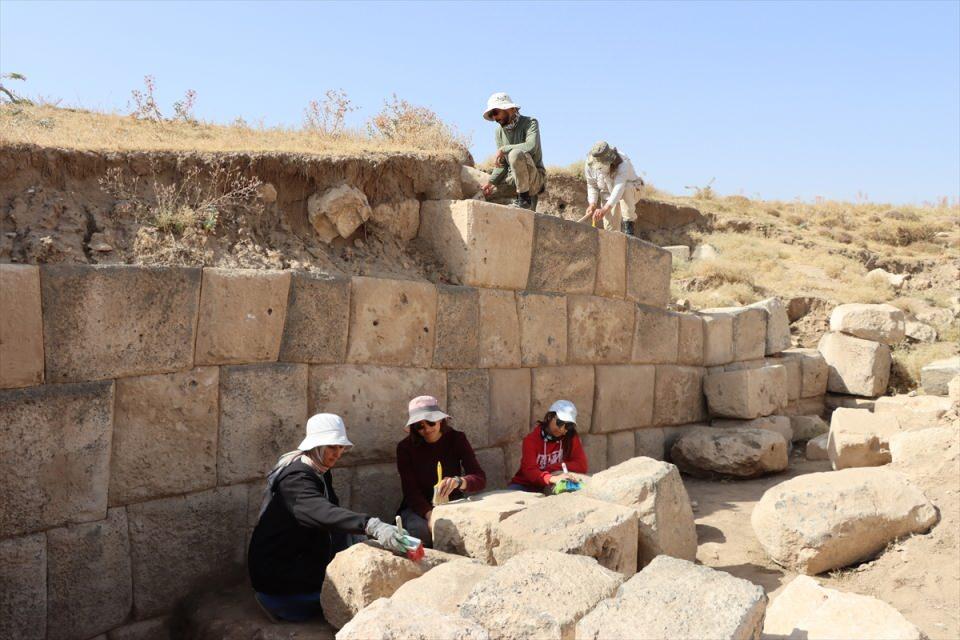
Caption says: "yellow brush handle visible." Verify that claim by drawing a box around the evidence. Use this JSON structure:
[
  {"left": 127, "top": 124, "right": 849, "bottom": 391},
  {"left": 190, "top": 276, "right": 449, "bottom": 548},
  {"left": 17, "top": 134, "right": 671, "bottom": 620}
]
[{"left": 436, "top": 461, "right": 443, "bottom": 485}]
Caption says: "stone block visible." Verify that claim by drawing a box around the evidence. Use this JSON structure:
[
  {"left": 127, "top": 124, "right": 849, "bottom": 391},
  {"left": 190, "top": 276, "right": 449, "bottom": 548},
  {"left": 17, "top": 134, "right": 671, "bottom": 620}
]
[
  {"left": 516, "top": 292, "right": 567, "bottom": 366},
  {"left": 828, "top": 407, "right": 903, "bottom": 469},
  {"left": 905, "top": 320, "right": 937, "bottom": 343},
  {"left": 766, "top": 355, "right": 802, "bottom": 401},
  {"left": 460, "top": 550, "right": 624, "bottom": 640},
  {"left": 593, "top": 365, "right": 655, "bottom": 433},
  {"left": 663, "top": 245, "right": 690, "bottom": 262},
  {"left": 369, "top": 198, "right": 420, "bottom": 241},
  {"left": 921, "top": 356, "right": 960, "bottom": 396},
  {"left": 581, "top": 433, "right": 608, "bottom": 472},
  {"left": 431, "top": 490, "right": 543, "bottom": 563},
  {"left": 390, "top": 560, "right": 494, "bottom": 616},
  {"left": 504, "top": 442, "right": 523, "bottom": 483},
  {"left": 492, "top": 494, "right": 639, "bottom": 576},
  {"left": 781, "top": 347, "right": 829, "bottom": 398},
  {"left": 0, "top": 533, "right": 46, "bottom": 640},
  {"left": 677, "top": 313, "right": 704, "bottom": 366},
  {"left": 576, "top": 555, "right": 766, "bottom": 640},
  {"left": 806, "top": 433, "right": 829, "bottom": 461},
  {"left": 747, "top": 297, "right": 791, "bottom": 355},
  {"left": 105, "top": 617, "right": 171, "bottom": 640},
  {"left": 350, "top": 463, "right": 402, "bottom": 522},
  {"left": 632, "top": 304, "right": 680, "bottom": 364},
  {"left": 607, "top": 430, "right": 637, "bottom": 467},
  {"left": 794, "top": 395, "right": 827, "bottom": 416},
  {"left": 751, "top": 467, "right": 937, "bottom": 574},
  {"left": 527, "top": 213, "right": 598, "bottom": 295},
  {"left": 488, "top": 368, "right": 532, "bottom": 446},
  {"left": 625, "top": 237, "right": 671, "bottom": 308},
  {"left": 307, "top": 184, "right": 371, "bottom": 240},
  {"left": 594, "top": 229, "right": 626, "bottom": 299},
  {"left": 874, "top": 394, "right": 953, "bottom": 429},
  {"left": 567, "top": 295, "right": 635, "bottom": 364},
  {"left": 789, "top": 414, "right": 829, "bottom": 442},
  {"left": 0, "top": 264, "right": 43, "bottom": 388},
  {"left": 346, "top": 276, "right": 437, "bottom": 367},
  {"left": 278, "top": 273, "right": 350, "bottom": 364},
  {"left": 662, "top": 424, "right": 707, "bottom": 459},
  {"left": 110, "top": 367, "right": 218, "bottom": 505},
  {"left": 582, "top": 457, "right": 697, "bottom": 567},
  {"left": 819, "top": 331, "right": 892, "bottom": 396},
  {"left": 41, "top": 265, "right": 201, "bottom": 382},
  {"left": 47, "top": 508, "right": 132, "bottom": 640},
  {"left": 701, "top": 311, "right": 734, "bottom": 367},
  {"left": 338, "top": 597, "right": 489, "bottom": 640},
  {"left": 531, "top": 366, "right": 595, "bottom": 430},
  {"left": 478, "top": 289, "right": 521, "bottom": 368},
  {"left": 671, "top": 426, "right": 788, "bottom": 479},
  {"left": 419, "top": 200, "right": 534, "bottom": 290},
  {"left": 713, "top": 415, "right": 794, "bottom": 445},
  {"left": 704, "top": 365, "right": 788, "bottom": 419},
  {"left": 447, "top": 369, "right": 491, "bottom": 449},
  {"left": 830, "top": 303, "right": 906, "bottom": 344},
  {"left": 653, "top": 365, "right": 707, "bottom": 426},
  {"left": 433, "top": 285, "right": 480, "bottom": 368},
  {"left": 127, "top": 486, "right": 247, "bottom": 618},
  {"left": 474, "top": 447, "right": 507, "bottom": 490},
  {"left": 634, "top": 428, "right": 666, "bottom": 460},
  {"left": 217, "top": 363, "right": 308, "bottom": 485},
  {"left": 825, "top": 393, "right": 877, "bottom": 412},
  {"left": 308, "top": 364, "right": 446, "bottom": 464},
  {"left": 1, "top": 381, "right": 113, "bottom": 537},
  {"left": 703, "top": 306, "right": 767, "bottom": 362}
]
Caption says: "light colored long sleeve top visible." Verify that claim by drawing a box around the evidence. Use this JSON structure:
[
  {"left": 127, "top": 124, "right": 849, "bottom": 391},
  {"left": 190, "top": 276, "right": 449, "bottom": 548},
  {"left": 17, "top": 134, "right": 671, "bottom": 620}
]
[{"left": 584, "top": 153, "right": 640, "bottom": 207}]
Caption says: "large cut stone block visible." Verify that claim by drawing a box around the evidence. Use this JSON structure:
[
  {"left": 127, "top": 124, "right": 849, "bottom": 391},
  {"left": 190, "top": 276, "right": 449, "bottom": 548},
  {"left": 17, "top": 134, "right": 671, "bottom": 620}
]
[
  {"left": 827, "top": 407, "right": 903, "bottom": 469},
  {"left": 747, "top": 297, "right": 791, "bottom": 355},
  {"left": 218, "top": 363, "right": 308, "bottom": 485},
  {"left": 447, "top": 369, "right": 491, "bottom": 449},
  {"left": 677, "top": 313, "right": 704, "bottom": 366},
  {"left": 110, "top": 367, "right": 218, "bottom": 505},
  {"left": 635, "top": 428, "right": 666, "bottom": 460},
  {"left": 41, "top": 265, "right": 201, "bottom": 382},
  {"left": 713, "top": 415, "right": 794, "bottom": 447},
  {"left": 516, "top": 292, "right": 567, "bottom": 366},
  {"left": 671, "top": 426, "right": 789, "bottom": 479},
  {"left": 701, "top": 311, "right": 734, "bottom": 366},
  {"left": 127, "top": 485, "right": 247, "bottom": 618},
  {"left": 781, "top": 347, "right": 829, "bottom": 398},
  {"left": 0, "top": 533, "right": 46, "bottom": 640},
  {"left": 764, "top": 355, "right": 801, "bottom": 401},
  {"left": 701, "top": 306, "right": 767, "bottom": 362},
  {"left": 527, "top": 214, "right": 598, "bottom": 295},
  {"left": 1, "top": 381, "right": 113, "bottom": 537},
  {"left": 278, "top": 273, "right": 350, "bottom": 363},
  {"left": 103, "top": 617, "right": 171, "bottom": 640},
  {"left": 653, "top": 365, "right": 706, "bottom": 426},
  {"left": 488, "top": 368, "right": 531, "bottom": 446},
  {"left": 818, "top": 331, "right": 891, "bottom": 396},
  {"left": 581, "top": 433, "right": 608, "bottom": 471},
  {"left": 790, "top": 414, "right": 829, "bottom": 442},
  {"left": 432, "top": 490, "right": 544, "bottom": 563},
  {"left": 475, "top": 447, "right": 507, "bottom": 490},
  {"left": 0, "top": 264, "right": 43, "bottom": 388},
  {"left": 47, "top": 508, "right": 132, "bottom": 640},
  {"left": 346, "top": 276, "right": 437, "bottom": 367},
  {"left": 752, "top": 467, "right": 937, "bottom": 574},
  {"left": 531, "top": 365, "right": 595, "bottom": 429},
  {"left": 419, "top": 200, "right": 534, "bottom": 290},
  {"left": 921, "top": 356, "right": 960, "bottom": 396},
  {"left": 632, "top": 304, "right": 680, "bottom": 364},
  {"left": 607, "top": 430, "right": 636, "bottom": 467},
  {"left": 703, "top": 365, "right": 788, "bottom": 419},
  {"left": 493, "top": 494, "right": 639, "bottom": 575},
  {"left": 582, "top": 457, "right": 697, "bottom": 567},
  {"left": 390, "top": 560, "right": 494, "bottom": 616},
  {"left": 460, "top": 550, "right": 624, "bottom": 640},
  {"left": 576, "top": 555, "right": 767, "bottom": 640},
  {"left": 308, "top": 365, "right": 446, "bottom": 464},
  {"left": 478, "top": 289, "right": 521, "bottom": 368},
  {"left": 625, "top": 237, "right": 671, "bottom": 307},
  {"left": 338, "top": 597, "right": 490, "bottom": 640},
  {"left": 874, "top": 394, "right": 954, "bottom": 429},
  {"left": 595, "top": 229, "right": 626, "bottom": 299},
  {"left": 351, "top": 463, "right": 403, "bottom": 522},
  {"left": 593, "top": 365, "right": 655, "bottom": 433},
  {"left": 830, "top": 303, "right": 906, "bottom": 344},
  {"left": 568, "top": 295, "right": 635, "bottom": 364},
  {"left": 433, "top": 285, "right": 480, "bottom": 368}
]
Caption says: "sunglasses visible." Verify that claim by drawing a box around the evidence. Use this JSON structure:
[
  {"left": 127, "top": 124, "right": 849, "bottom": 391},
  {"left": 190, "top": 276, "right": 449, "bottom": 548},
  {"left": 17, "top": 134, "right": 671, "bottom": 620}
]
[
  {"left": 488, "top": 109, "right": 502, "bottom": 118},
  {"left": 413, "top": 420, "right": 440, "bottom": 431},
  {"left": 555, "top": 419, "right": 575, "bottom": 431}
]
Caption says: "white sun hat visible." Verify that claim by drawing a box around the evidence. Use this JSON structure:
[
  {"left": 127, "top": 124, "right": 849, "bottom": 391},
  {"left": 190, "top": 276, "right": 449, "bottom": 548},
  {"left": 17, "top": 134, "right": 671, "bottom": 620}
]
[
  {"left": 548, "top": 399, "right": 578, "bottom": 425},
  {"left": 483, "top": 92, "right": 520, "bottom": 120},
  {"left": 298, "top": 413, "right": 354, "bottom": 451}
]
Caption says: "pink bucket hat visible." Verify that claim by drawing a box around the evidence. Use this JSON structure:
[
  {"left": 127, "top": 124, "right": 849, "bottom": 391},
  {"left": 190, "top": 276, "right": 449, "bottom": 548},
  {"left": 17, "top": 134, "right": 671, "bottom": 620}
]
[{"left": 405, "top": 395, "right": 451, "bottom": 428}]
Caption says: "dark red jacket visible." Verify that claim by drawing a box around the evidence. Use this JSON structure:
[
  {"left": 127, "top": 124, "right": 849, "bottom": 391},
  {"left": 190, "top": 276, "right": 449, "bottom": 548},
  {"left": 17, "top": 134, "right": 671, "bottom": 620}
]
[
  {"left": 510, "top": 425, "right": 588, "bottom": 489},
  {"left": 396, "top": 428, "right": 486, "bottom": 518}
]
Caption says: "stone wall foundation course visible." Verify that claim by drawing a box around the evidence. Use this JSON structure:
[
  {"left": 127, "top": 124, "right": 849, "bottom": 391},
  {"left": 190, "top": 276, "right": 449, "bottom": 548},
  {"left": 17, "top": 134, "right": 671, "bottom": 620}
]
[{"left": 0, "top": 264, "right": 44, "bottom": 388}]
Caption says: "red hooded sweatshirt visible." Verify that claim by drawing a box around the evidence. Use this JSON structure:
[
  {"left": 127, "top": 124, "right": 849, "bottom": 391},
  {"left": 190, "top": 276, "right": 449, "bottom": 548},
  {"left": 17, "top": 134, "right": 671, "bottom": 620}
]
[{"left": 509, "top": 424, "right": 588, "bottom": 489}]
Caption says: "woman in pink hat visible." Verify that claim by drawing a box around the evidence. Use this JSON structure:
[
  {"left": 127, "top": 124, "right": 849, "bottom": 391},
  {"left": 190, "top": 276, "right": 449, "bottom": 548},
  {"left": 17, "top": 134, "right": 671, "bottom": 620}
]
[{"left": 396, "top": 395, "right": 486, "bottom": 547}]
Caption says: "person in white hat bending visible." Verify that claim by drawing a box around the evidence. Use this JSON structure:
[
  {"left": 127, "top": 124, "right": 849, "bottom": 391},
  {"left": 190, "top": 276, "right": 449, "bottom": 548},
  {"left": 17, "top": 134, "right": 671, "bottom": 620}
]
[
  {"left": 577, "top": 141, "right": 645, "bottom": 236},
  {"left": 248, "top": 413, "right": 410, "bottom": 622},
  {"left": 480, "top": 92, "right": 546, "bottom": 210},
  {"left": 507, "top": 400, "right": 588, "bottom": 493}
]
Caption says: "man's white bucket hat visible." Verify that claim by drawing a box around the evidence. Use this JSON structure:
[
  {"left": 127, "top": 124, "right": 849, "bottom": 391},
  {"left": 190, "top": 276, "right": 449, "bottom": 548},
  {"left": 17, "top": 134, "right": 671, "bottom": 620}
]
[
  {"left": 483, "top": 92, "right": 520, "bottom": 120},
  {"left": 298, "top": 413, "right": 354, "bottom": 451},
  {"left": 548, "top": 399, "right": 578, "bottom": 425}
]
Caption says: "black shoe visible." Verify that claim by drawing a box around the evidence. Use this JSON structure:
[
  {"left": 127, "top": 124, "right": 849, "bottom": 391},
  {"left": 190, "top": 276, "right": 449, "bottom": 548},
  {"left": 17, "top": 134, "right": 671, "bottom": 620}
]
[
  {"left": 511, "top": 192, "right": 533, "bottom": 210},
  {"left": 621, "top": 220, "right": 636, "bottom": 236}
]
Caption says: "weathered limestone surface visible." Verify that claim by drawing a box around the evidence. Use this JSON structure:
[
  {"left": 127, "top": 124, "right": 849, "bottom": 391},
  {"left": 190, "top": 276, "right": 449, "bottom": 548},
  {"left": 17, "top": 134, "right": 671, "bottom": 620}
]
[
  {"left": 309, "top": 365, "right": 446, "bottom": 463},
  {"left": 581, "top": 433, "right": 608, "bottom": 471},
  {"left": 194, "top": 268, "right": 290, "bottom": 365},
  {"left": 672, "top": 426, "right": 788, "bottom": 479},
  {"left": 663, "top": 245, "right": 690, "bottom": 262},
  {"left": 127, "top": 485, "right": 247, "bottom": 618},
  {"left": 0, "top": 533, "right": 46, "bottom": 640},
  {"left": 781, "top": 348, "right": 829, "bottom": 398},
  {"left": 635, "top": 428, "right": 666, "bottom": 460},
  {"left": 41, "top": 265, "right": 201, "bottom": 381},
  {"left": 830, "top": 303, "right": 906, "bottom": 345},
  {"left": 0, "top": 264, "right": 44, "bottom": 388},
  {"left": 218, "top": 363, "right": 308, "bottom": 485},
  {"left": 528, "top": 214, "right": 598, "bottom": 295},
  {"left": 346, "top": 276, "right": 437, "bottom": 367},
  {"left": 704, "top": 365, "right": 788, "bottom": 419},
  {"left": 905, "top": 320, "right": 937, "bottom": 343},
  {"left": 369, "top": 198, "right": 420, "bottom": 242},
  {"left": 350, "top": 463, "right": 403, "bottom": 522},
  {"left": 921, "top": 356, "right": 960, "bottom": 396},
  {"left": 788, "top": 415, "right": 829, "bottom": 442},
  {"left": 677, "top": 313, "right": 704, "bottom": 366},
  {"left": 825, "top": 393, "right": 877, "bottom": 412},
  {"left": 110, "top": 367, "right": 219, "bottom": 505},
  {"left": 701, "top": 311, "right": 734, "bottom": 367},
  {"left": 531, "top": 365, "right": 595, "bottom": 429},
  {"left": 874, "top": 394, "right": 953, "bottom": 429},
  {"left": 582, "top": 457, "right": 697, "bottom": 567},
  {"left": 763, "top": 575, "right": 922, "bottom": 640},
  {"left": 713, "top": 415, "right": 794, "bottom": 445},
  {"left": 434, "top": 285, "right": 480, "bottom": 368},
  {"left": 432, "top": 491, "right": 543, "bottom": 563},
  {"left": 419, "top": 200, "right": 534, "bottom": 290},
  {"left": 806, "top": 433, "right": 829, "bottom": 460},
  {"left": 1, "top": 381, "right": 113, "bottom": 537},
  {"left": 488, "top": 368, "right": 531, "bottom": 446},
  {"left": 460, "top": 550, "right": 624, "bottom": 640},
  {"left": 828, "top": 407, "right": 903, "bottom": 469},
  {"left": 595, "top": 229, "right": 626, "bottom": 299},
  {"left": 607, "top": 430, "right": 636, "bottom": 468},
  {"left": 391, "top": 560, "right": 494, "bottom": 615},
  {"left": 653, "top": 365, "right": 706, "bottom": 426},
  {"left": 307, "top": 184, "right": 371, "bottom": 240},
  {"left": 702, "top": 307, "right": 767, "bottom": 362},
  {"left": 567, "top": 295, "right": 635, "bottom": 364},
  {"left": 278, "top": 273, "right": 350, "bottom": 363},
  {"left": 474, "top": 447, "right": 507, "bottom": 489},
  {"left": 751, "top": 467, "right": 937, "bottom": 574},
  {"left": 516, "top": 292, "right": 567, "bottom": 366},
  {"left": 46, "top": 508, "right": 132, "bottom": 640},
  {"left": 818, "top": 331, "right": 892, "bottom": 397},
  {"left": 478, "top": 289, "right": 521, "bottom": 368},
  {"left": 493, "top": 494, "right": 639, "bottom": 575},
  {"left": 632, "top": 305, "right": 680, "bottom": 364},
  {"left": 447, "top": 369, "right": 491, "bottom": 449},
  {"left": 748, "top": 297, "right": 792, "bottom": 355},
  {"left": 104, "top": 616, "right": 172, "bottom": 640},
  {"left": 625, "top": 237, "right": 671, "bottom": 308},
  {"left": 576, "top": 555, "right": 767, "bottom": 640},
  {"left": 767, "top": 355, "right": 801, "bottom": 401},
  {"left": 338, "top": 597, "right": 489, "bottom": 640},
  {"left": 593, "top": 365, "right": 655, "bottom": 433}
]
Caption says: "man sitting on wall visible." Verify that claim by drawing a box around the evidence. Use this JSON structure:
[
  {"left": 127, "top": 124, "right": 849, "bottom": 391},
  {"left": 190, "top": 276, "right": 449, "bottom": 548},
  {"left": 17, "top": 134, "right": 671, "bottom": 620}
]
[{"left": 480, "top": 92, "right": 546, "bottom": 211}]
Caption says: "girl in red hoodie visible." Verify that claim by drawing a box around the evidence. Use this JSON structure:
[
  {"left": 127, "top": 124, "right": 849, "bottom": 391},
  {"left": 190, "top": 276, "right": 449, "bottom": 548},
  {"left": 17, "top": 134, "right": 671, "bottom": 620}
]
[{"left": 508, "top": 399, "right": 588, "bottom": 492}]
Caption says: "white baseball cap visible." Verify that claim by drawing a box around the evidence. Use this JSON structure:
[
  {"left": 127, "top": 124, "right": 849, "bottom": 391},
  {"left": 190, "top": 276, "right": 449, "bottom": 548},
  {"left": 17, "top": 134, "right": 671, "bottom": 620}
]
[
  {"left": 483, "top": 92, "right": 520, "bottom": 120},
  {"left": 298, "top": 413, "right": 354, "bottom": 451},
  {"left": 548, "top": 400, "right": 577, "bottom": 425}
]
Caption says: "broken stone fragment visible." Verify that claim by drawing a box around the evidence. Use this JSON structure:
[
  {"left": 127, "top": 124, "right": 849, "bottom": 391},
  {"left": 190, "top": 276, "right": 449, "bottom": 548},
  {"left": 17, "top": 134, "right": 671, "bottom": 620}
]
[
  {"left": 338, "top": 597, "right": 490, "bottom": 640},
  {"left": 806, "top": 433, "right": 829, "bottom": 460},
  {"left": 817, "top": 331, "right": 891, "bottom": 397},
  {"left": 307, "top": 184, "right": 371, "bottom": 243},
  {"left": 827, "top": 407, "right": 903, "bottom": 469},
  {"left": 829, "top": 303, "right": 906, "bottom": 345},
  {"left": 671, "top": 426, "right": 788, "bottom": 479},
  {"left": 920, "top": 356, "right": 960, "bottom": 396}
]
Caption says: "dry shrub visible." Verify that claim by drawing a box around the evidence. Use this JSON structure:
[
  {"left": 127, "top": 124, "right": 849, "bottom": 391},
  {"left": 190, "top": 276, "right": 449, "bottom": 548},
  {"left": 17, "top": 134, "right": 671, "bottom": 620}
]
[
  {"left": 304, "top": 89, "right": 356, "bottom": 136},
  {"left": 367, "top": 94, "right": 469, "bottom": 151},
  {"left": 890, "top": 342, "right": 959, "bottom": 393},
  {"left": 686, "top": 259, "right": 757, "bottom": 290},
  {"left": 865, "top": 222, "right": 940, "bottom": 247}
]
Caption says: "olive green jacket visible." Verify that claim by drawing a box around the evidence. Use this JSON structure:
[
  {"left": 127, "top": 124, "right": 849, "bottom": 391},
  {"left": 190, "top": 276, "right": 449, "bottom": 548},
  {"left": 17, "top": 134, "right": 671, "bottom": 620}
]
[{"left": 489, "top": 115, "right": 545, "bottom": 186}]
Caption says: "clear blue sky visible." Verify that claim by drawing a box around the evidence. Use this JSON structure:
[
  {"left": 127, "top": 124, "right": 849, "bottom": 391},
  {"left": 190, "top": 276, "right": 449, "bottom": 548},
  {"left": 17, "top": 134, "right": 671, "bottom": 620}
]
[{"left": 2, "top": 0, "right": 958, "bottom": 204}]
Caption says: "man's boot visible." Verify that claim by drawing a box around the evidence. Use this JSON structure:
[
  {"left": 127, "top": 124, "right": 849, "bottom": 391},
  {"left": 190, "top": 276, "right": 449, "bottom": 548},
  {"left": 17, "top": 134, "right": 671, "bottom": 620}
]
[
  {"left": 511, "top": 192, "right": 533, "bottom": 210},
  {"left": 621, "top": 220, "right": 636, "bottom": 236}
]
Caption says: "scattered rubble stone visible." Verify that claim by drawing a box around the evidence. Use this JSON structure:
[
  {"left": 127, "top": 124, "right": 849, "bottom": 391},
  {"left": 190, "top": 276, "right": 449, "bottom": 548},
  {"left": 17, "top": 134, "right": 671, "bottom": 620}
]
[
  {"left": 904, "top": 320, "right": 937, "bottom": 343},
  {"left": 787, "top": 414, "right": 829, "bottom": 442},
  {"left": 806, "top": 433, "right": 829, "bottom": 461},
  {"left": 671, "top": 426, "right": 788, "bottom": 479},
  {"left": 921, "top": 356, "right": 960, "bottom": 396},
  {"left": 829, "top": 303, "right": 906, "bottom": 345},
  {"left": 307, "top": 184, "right": 371, "bottom": 242},
  {"left": 873, "top": 394, "right": 953, "bottom": 429},
  {"left": 828, "top": 407, "right": 902, "bottom": 469},
  {"left": 818, "top": 332, "right": 891, "bottom": 397}
]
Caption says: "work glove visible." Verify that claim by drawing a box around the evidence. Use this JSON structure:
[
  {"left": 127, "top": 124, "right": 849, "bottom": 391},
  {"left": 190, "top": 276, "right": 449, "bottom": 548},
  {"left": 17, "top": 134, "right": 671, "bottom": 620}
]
[{"left": 364, "top": 517, "right": 407, "bottom": 555}]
